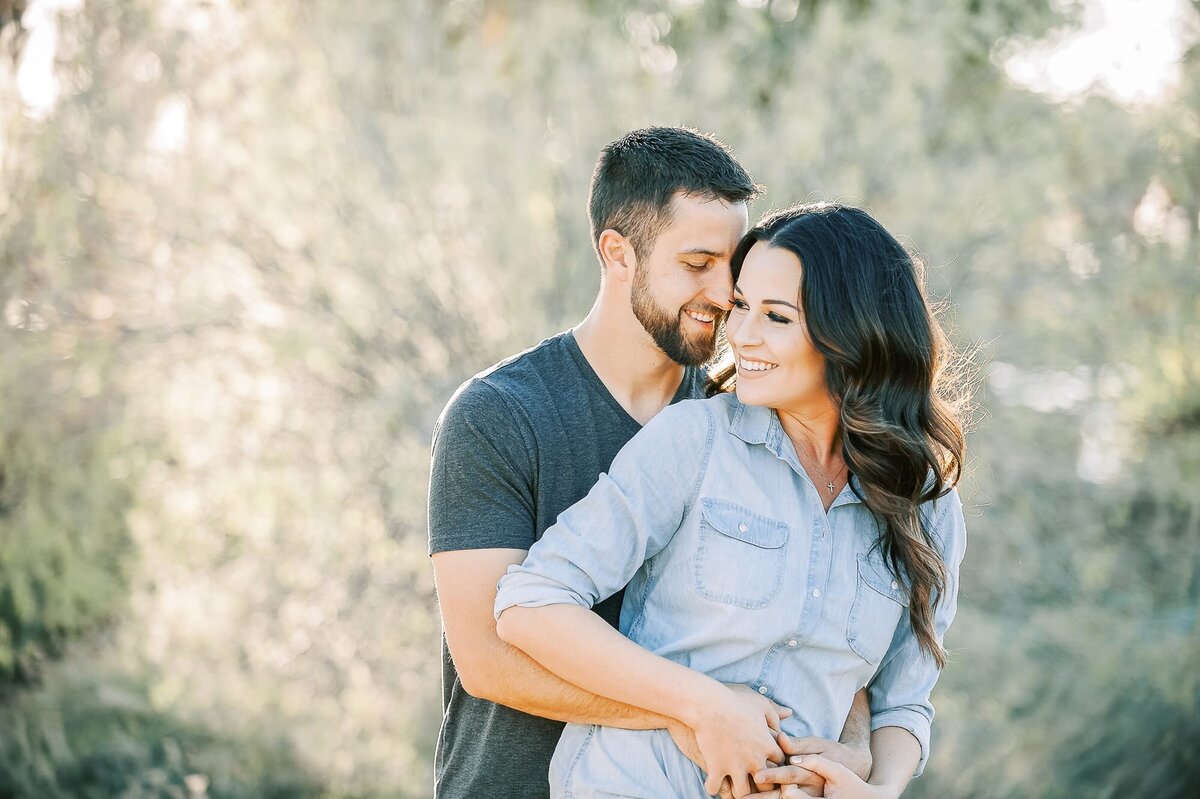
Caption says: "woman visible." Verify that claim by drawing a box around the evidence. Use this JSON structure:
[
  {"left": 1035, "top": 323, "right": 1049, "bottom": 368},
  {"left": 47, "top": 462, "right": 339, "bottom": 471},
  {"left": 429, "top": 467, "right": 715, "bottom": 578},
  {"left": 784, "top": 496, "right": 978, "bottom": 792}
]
[{"left": 494, "top": 203, "right": 968, "bottom": 799}]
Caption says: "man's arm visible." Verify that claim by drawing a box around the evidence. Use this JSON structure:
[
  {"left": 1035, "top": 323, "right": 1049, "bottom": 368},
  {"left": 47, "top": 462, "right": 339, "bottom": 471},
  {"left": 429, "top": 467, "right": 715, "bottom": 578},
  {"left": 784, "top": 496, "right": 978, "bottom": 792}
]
[{"left": 433, "top": 546, "right": 675, "bottom": 729}]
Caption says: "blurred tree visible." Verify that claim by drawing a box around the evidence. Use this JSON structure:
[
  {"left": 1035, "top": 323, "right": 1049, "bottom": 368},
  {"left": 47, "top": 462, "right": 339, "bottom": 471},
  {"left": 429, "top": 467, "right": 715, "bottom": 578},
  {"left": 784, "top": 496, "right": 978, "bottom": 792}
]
[{"left": 0, "top": 0, "right": 1196, "bottom": 796}]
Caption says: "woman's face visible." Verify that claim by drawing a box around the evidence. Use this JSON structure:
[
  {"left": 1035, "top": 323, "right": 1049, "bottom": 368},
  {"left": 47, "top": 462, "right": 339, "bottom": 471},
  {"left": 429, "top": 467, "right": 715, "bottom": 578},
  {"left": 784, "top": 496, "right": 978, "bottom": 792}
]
[{"left": 726, "top": 241, "right": 832, "bottom": 415}]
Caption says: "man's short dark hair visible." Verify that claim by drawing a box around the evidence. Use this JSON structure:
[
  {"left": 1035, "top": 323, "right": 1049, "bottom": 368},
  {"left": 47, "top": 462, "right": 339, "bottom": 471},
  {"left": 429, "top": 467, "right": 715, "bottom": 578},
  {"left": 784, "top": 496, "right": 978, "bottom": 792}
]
[{"left": 587, "top": 127, "right": 760, "bottom": 265}]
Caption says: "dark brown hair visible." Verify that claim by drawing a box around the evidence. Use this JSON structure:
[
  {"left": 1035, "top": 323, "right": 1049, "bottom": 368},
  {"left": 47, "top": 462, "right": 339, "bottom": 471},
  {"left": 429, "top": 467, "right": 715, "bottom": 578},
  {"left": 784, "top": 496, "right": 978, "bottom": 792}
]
[
  {"left": 710, "top": 202, "right": 968, "bottom": 667},
  {"left": 587, "top": 126, "right": 760, "bottom": 264}
]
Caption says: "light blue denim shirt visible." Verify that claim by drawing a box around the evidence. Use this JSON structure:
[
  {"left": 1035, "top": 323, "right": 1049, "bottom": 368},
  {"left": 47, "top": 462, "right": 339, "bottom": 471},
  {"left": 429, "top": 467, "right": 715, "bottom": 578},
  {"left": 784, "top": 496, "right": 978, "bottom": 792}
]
[{"left": 494, "top": 394, "right": 966, "bottom": 794}]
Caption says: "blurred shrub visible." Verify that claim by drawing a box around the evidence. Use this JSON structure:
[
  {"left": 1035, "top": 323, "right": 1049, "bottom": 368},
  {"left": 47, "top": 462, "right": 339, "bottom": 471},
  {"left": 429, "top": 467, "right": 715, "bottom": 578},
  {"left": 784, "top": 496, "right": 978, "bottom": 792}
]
[
  {"left": 0, "top": 0, "right": 1196, "bottom": 797},
  {"left": 0, "top": 655, "right": 325, "bottom": 799}
]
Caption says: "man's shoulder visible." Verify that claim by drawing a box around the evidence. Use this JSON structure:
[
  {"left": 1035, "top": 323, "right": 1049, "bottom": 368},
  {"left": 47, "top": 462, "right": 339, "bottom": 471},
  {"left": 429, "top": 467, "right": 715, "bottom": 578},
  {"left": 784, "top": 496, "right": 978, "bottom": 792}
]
[
  {"left": 436, "top": 332, "right": 573, "bottom": 434},
  {"left": 446, "top": 333, "right": 571, "bottom": 410},
  {"left": 640, "top": 393, "right": 736, "bottom": 443},
  {"left": 660, "top": 391, "right": 737, "bottom": 426}
]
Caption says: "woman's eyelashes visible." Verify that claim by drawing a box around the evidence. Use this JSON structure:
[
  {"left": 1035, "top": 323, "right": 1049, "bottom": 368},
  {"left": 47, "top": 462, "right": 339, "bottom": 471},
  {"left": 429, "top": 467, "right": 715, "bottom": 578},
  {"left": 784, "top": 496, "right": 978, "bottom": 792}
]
[{"left": 730, "top": 297, "right": 794, "bottom": 325}]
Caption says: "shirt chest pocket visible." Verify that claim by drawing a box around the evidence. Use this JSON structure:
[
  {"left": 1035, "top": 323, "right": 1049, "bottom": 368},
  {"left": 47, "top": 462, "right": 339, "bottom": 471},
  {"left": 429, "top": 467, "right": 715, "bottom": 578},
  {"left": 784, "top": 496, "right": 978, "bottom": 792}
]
[
  {"left": 846, "top": 552, "right": 909, "bottom": 666},
  {"left": 693, "top": 498, "right": 789, "bottom": 610}
]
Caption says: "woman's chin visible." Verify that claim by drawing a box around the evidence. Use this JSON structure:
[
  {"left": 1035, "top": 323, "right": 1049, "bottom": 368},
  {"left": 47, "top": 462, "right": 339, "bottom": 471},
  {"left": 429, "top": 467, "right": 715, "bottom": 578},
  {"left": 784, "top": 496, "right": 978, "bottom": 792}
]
[{"left": 734, "top": 381, "right": 773, "bottom": 407}]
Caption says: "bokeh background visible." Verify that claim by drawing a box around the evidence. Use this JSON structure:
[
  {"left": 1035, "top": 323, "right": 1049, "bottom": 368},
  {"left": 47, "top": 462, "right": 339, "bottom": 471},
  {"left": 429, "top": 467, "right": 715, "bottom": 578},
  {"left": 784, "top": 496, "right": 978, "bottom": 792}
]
[{"left": 1, "top": 0, "right": 1197, "bottom": 797}]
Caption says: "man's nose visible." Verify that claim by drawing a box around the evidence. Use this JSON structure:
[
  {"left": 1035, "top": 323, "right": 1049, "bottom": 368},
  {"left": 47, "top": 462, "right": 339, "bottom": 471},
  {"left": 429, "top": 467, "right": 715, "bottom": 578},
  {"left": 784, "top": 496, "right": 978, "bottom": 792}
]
[{"left": 704, "top": 267, "right": 734, "bottom": 311}]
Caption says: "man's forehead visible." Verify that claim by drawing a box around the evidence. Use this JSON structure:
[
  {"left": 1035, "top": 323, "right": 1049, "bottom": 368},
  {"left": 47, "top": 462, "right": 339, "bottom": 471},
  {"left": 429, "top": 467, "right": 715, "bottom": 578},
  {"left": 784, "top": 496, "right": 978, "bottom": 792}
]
[{"left": 659, "top": 193, "right": 748, "bottom": 252}]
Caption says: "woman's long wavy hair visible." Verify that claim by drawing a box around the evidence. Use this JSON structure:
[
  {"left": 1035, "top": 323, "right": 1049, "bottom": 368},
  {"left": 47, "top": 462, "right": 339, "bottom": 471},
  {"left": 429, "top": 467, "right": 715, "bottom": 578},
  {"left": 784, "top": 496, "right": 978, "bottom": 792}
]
[{"left": 709, "top": 202, "right": 968, "bottom": 667}]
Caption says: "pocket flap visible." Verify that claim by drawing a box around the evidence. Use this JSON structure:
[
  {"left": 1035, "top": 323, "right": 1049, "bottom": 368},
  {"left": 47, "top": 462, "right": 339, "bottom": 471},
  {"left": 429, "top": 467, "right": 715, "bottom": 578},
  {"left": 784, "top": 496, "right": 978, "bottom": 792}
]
[
  {"left": 857, "top": 552, "right": 910, "bottom": 607},
  {"left": 700, "top": 498, "right": 788, "bottom": 549}
]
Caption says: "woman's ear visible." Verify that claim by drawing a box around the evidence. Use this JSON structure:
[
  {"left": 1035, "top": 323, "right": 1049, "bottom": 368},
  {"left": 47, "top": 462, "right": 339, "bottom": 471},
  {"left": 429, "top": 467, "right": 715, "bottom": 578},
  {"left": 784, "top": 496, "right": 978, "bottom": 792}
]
[{"left": 598, "top": 228, "right": 637, "bottom": 283}]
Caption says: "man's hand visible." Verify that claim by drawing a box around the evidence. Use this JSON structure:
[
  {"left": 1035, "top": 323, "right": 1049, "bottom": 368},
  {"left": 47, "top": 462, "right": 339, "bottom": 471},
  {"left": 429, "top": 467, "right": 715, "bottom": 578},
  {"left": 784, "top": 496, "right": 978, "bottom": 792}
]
[
  {"left": 668, "top": 722, "right": 704, "bottom": 770},
  {"left": 757, "top": 755, "right": 898, "bottom": 799},
  {"left": 782, "top": 735, "right": 872, "bottom": 782}
]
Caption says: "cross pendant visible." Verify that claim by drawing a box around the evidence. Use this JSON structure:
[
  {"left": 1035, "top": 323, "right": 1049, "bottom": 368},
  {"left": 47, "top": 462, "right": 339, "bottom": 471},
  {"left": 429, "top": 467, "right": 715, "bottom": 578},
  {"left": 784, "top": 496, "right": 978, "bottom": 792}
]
[{"left": 826, "top": 481, "right": 836, "bottom": 494}]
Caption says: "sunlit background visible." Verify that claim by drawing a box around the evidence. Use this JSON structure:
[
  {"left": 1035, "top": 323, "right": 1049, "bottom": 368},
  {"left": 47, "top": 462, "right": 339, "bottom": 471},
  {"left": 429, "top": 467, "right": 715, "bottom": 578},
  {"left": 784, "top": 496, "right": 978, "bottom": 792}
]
[{"left": 0, "top": 1, "right": 1197, "bottom": 797}]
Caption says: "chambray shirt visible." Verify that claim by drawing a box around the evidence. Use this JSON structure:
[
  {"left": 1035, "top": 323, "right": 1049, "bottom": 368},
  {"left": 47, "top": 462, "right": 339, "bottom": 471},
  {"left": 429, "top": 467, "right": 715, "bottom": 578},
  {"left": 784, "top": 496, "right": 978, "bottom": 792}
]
[{"left": 494, "top": 393, "right": 966, "bottom": 788}]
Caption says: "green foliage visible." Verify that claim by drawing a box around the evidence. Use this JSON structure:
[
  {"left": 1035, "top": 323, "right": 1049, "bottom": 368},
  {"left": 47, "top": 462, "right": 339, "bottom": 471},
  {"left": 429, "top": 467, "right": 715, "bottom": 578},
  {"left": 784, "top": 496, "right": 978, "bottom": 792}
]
[
  {"left": 0, "top": 0, "right": 1196, "bottom": 796},
  {"left": 0, "top": 655, "right": 325, "bottom": 799}
]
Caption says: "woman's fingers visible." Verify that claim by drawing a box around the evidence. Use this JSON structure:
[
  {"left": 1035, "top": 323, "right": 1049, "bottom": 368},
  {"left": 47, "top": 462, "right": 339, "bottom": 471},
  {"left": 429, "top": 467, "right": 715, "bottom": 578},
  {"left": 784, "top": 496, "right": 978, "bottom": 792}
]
[
  {"left": 730, "top": 773, "right": 754, "bottom": 798},
  {"left": 788, "top": 754, "right": 852, "bottom": 784},
  {"left": 763, "top": 702, "right": 782, "bottom": 734}
]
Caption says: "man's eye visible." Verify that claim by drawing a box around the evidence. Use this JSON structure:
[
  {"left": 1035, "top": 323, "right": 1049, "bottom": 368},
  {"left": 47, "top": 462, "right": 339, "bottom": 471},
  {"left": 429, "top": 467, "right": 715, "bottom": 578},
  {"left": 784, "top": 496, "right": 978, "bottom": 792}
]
[{"left": 684, "top": 262, "right": 707, "bottom": 270}]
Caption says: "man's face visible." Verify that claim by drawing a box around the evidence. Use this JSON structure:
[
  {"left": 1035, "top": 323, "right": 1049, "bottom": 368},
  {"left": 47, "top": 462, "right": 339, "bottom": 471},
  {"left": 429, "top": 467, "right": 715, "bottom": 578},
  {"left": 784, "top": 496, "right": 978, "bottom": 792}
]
[{"left": 630, "top": 193, "right": 749, "bottom": 366}]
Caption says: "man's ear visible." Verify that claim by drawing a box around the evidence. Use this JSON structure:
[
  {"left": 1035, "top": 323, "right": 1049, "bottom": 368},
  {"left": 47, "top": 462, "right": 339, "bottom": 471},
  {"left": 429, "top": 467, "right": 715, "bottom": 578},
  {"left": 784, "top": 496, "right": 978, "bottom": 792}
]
[{"left": 598, "top": 228, "right": 637, "bottom": 282}]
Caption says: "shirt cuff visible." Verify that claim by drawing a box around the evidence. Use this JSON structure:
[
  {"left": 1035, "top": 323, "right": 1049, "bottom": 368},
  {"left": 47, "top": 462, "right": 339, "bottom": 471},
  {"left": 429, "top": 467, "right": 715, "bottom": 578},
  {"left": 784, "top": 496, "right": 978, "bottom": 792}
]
[
  {"left": 492, "top": 569, "right": 592, "bottom": 620},
  {"left": 870, "top": 708, "right": 932, "bottom": 776}
]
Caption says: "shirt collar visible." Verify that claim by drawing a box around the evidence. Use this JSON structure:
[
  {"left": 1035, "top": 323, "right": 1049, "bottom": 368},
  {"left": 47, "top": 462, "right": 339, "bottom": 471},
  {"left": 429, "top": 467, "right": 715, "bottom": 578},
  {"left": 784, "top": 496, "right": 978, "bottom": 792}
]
[{"left": 728, "top": 395, "right": 864, "bottom": 507}]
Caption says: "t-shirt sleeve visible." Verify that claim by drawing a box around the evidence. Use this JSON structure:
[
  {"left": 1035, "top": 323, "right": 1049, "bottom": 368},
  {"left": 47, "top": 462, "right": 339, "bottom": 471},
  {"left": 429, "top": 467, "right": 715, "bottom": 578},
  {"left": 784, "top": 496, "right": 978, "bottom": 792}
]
[
  {"left": 427, "top": 379, "right": 538, "bottom": 555},
  {"left": 493, "top": 400, "right": 714, "bottom": 615}
]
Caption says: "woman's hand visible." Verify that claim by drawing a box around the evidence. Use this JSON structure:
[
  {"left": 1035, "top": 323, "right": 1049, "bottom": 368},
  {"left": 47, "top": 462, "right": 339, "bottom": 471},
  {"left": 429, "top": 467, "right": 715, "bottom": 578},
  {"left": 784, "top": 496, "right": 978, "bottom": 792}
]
[
  {"left": 755, "top": 754, "right": 902, "bottom": 799},
  {"left": 684, "top": 683, "right": 787, "bottom": 798}
]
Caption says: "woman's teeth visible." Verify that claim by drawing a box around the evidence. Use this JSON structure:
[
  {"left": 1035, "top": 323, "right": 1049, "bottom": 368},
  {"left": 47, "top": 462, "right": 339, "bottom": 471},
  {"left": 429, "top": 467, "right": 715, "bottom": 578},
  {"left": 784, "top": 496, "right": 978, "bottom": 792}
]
[{"left": 739, "top": 358, "right": 777, "bottom": 372}]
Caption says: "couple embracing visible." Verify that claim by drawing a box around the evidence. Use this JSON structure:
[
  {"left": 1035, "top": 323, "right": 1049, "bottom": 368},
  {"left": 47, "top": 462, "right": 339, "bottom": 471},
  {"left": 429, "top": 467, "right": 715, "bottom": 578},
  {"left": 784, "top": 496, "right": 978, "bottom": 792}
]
[{"left": 428, "top": 127, "right": 967, "bottom": 799}]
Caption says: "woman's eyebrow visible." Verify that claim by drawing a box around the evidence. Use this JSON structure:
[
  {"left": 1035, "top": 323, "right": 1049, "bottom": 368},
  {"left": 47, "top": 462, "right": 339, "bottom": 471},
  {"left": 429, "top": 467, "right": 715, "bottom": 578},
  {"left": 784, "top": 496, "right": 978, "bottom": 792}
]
[
  {"left": 733, "top": 285, "right": 799, "bottom": 311},
  {"left": 762, "top": 299, "right": 800, "bottom": 311}
]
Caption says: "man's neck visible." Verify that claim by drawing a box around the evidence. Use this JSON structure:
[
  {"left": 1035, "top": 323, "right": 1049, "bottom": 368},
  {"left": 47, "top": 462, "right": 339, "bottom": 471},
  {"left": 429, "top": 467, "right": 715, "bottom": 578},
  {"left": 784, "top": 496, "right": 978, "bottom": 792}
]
[{"left": 573, "top": 302, "right": 688, "bottom": 426}]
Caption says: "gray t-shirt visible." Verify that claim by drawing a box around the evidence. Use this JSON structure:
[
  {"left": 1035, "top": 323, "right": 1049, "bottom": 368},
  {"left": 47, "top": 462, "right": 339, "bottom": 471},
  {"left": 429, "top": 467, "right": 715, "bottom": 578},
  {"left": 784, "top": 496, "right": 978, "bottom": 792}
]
[{"left": 427, "top": 331, "right": 706, "bottom": 799}]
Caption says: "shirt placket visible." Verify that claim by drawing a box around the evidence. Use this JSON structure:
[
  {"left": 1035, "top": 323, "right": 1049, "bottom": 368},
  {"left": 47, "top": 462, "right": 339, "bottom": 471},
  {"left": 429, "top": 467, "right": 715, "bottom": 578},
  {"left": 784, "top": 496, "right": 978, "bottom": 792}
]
[{"left": 752, "top": 423, "right": 835, "bottom": 698}]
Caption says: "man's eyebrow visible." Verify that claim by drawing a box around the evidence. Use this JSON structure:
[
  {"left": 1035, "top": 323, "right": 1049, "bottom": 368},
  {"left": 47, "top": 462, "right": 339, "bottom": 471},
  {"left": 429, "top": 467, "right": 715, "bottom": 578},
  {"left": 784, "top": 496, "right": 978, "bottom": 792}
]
[
  {"left": 732, "top": 284, "right": 800, "bottom": 312},
  {"left": 677, "top": 248, "right": 722, "bottom": 257}
]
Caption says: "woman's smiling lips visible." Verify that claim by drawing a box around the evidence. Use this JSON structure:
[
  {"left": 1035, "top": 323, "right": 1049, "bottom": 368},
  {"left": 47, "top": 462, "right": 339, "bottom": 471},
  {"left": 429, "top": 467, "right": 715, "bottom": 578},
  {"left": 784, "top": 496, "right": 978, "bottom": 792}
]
[{"left": 737, "top": 355, "right": 778, "bottom": 375}]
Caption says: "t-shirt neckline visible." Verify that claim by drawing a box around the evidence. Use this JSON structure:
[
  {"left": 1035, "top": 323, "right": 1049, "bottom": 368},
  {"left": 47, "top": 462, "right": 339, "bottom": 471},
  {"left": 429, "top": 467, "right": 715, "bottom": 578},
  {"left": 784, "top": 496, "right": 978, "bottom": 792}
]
[{"left": 562, "top": 330, "right": 699, "bottom": 429}]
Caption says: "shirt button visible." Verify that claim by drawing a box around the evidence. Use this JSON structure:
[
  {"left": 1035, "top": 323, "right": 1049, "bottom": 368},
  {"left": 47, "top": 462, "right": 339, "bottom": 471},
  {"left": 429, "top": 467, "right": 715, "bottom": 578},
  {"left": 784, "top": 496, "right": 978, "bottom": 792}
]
[
  {"left": 787, "top": 639, "right": 798, "bottom": 648},
  {"left": 758, "top": 686, "right": 769, "bottom": 695},
  {"left": 891, "top": 580, "right": 899, "bottom": 590},
  {"left": 811, "top": 588, "right": 821, "bottom": 598},
  {"left": 738, "top": 523, "right": 748, "bottom": 533}
]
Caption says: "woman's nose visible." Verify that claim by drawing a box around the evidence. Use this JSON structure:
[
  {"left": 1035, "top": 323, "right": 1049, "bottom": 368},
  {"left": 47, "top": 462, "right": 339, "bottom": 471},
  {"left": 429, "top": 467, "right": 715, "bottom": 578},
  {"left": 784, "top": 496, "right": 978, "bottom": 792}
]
[{"left": 729, "top": 310, "right": 760, "bottom": 348}]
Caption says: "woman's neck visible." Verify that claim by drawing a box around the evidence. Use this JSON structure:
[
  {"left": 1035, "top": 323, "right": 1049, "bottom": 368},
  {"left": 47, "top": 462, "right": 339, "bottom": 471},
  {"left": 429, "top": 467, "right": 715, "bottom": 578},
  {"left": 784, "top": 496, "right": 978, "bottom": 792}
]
[{"left": 776, "top": 403, "right": 841, "bottom": 468}]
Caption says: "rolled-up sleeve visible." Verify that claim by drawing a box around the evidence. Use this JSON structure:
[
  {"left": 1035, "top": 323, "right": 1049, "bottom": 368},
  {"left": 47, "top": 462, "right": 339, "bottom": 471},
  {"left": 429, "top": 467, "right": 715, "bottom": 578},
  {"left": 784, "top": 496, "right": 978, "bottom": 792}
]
[
  {"left": 494, "top": 400, "right": 714, "bottom": 619},
  {"left": 867, "top": 488, "right": 967, "bottom": 776}
]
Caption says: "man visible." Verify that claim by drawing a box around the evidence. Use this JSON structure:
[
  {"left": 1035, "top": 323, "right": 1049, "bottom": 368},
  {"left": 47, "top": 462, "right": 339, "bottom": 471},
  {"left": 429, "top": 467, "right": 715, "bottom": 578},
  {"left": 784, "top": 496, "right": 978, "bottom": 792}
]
[{"left": 428, "top": 127, "right": 870, "bottom": 798}]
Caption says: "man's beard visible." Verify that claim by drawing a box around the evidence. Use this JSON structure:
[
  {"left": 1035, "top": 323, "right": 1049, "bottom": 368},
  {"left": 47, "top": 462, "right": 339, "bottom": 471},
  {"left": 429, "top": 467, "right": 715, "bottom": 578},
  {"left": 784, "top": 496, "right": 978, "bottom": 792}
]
[{"left": 631, "top": 267, "right": 720, "bottom": 367}]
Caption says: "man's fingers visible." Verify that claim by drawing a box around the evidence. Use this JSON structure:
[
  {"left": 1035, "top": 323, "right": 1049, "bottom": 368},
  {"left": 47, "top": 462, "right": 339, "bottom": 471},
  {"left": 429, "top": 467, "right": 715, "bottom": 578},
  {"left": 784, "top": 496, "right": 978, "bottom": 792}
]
[
  {"left": 779, "top": 735, "right": 829, "bottom": 756},
  {"left": 719, "top": 776, "right": 736, "bottom": 799},
  {"left": 752, "top": 765, "right": 823, "bottom": 789},
  {"left": 705, "top": 773, "right": 726, "bottom": 796},
  {"left": 731, "top": 773, "right": 754, "bottom": 799},
  {"left": 780, "top": 787, "right": 823, "bottom": 799}
]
